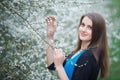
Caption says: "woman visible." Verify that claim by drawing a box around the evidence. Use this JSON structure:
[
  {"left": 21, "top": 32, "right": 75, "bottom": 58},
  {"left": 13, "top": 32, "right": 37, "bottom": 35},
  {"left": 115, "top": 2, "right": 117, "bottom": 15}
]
[{"left": 46, "top": 13, "right": 109, "bottom": 80}]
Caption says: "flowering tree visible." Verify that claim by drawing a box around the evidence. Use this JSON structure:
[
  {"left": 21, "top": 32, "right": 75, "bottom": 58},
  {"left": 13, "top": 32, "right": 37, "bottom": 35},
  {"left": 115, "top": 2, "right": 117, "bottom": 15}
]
[{"left": 0, "top": 0, "right": 113, "bottom": 80}]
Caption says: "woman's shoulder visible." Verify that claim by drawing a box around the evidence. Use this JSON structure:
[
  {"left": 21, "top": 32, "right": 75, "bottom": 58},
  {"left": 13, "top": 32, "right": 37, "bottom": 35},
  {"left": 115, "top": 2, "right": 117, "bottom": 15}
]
[
  {"left": 84, "top": 50, "right": 94, "bottom": 56},
  {"left": 82, "top": 50, "right": 95, "bottom": 59},
  {"left": 77, "top": 50, "right": 97, "bottom": 66},
  {"left": 72, "top": 50, "right": 100, "bottom": 80}
]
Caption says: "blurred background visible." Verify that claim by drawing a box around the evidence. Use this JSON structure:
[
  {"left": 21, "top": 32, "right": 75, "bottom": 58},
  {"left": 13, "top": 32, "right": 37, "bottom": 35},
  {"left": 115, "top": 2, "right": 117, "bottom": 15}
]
[{"left": 0, "top": 0, "right": 120, "bottom": 80}]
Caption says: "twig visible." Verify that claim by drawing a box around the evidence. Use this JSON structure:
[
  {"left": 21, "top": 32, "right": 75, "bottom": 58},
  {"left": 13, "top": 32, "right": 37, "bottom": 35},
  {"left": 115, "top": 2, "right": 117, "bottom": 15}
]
[{"left": 0, "top": 2, "right": 55, "bottom": 50}]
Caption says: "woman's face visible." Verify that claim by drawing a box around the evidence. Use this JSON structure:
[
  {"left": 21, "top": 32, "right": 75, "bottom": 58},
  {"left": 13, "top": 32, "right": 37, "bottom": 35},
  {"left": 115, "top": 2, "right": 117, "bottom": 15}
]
[{"left": 79, "top": 16, "right": 92, "bottom": 42}]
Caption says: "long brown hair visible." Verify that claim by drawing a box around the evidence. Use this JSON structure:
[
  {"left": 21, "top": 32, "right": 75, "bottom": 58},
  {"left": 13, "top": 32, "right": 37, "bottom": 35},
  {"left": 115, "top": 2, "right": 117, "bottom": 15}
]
[{"left": 74, "top": 13, "right": 109, "bottom": 78}]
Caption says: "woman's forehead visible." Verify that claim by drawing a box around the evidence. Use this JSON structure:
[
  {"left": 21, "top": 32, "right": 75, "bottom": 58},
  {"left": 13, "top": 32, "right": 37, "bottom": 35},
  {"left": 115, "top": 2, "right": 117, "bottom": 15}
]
[{"left": 82, "top": 16, "right": 92, "bottom": 26}]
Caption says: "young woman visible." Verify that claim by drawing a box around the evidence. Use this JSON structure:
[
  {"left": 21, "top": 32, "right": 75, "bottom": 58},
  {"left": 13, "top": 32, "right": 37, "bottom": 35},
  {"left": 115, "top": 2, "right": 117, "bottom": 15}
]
[{"left": 46, "top": 13, "right": 109, "bottom": 80}]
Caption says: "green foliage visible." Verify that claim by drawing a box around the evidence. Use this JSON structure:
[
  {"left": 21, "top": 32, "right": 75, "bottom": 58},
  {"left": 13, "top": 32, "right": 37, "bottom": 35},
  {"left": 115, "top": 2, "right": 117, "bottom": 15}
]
[
  {"left": 108, "top": 0, "right": 120, "bottom": 62},
  {"left": 0, "top": 0, "right": 55, "bottom": 79},
  {"left": 106, "top": 0, "right": 120, "bottom": 79},
  {"left": 108, "top": 0, "right": 120, "bottom": 19},
  {"left": 0, "top": 24, "right": 30, "bottom": 79}
]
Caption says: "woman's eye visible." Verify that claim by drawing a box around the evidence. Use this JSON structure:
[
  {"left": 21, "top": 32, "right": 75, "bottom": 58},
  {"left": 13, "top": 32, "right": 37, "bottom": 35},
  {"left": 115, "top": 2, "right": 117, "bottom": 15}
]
[
  {"left": 88, "top": 26, "right": 92, "bottom": 30},
  {"left": 80, "top": 23, "right": 85, "bottom": 27}
]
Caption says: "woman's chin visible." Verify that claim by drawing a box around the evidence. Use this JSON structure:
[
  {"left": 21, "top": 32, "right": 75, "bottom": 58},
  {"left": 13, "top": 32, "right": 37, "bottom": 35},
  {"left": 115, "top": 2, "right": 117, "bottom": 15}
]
[{"left": 80, "top": 38, "right": 91, "bottom": 42}]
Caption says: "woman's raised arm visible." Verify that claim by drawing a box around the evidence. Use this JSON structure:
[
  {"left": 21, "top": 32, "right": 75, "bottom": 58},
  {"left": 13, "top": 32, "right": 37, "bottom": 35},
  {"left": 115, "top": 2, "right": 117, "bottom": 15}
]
[{"left": 46, "top": 16, "right": 56, "bottom": 66}]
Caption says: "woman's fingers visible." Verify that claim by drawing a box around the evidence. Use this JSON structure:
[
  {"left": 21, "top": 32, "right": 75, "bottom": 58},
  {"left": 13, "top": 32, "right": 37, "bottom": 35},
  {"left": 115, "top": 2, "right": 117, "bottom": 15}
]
[
  {"left": 46, "top": 16, "right": 56, "bottom": 26},
  {"left": 46, "top": 16, "right": 56, "bottom": 32},
  {"left": 46, "top": 17, "right": 51, "bottom": 26},
  {"left": 54, "top": 49, "right": 65, "bottom": 58},
  {"left": 54, "top": 48, "right": 57, "bottom": 55},
  {"left": 46, "top": 18, "right": 50, "bottom": 25},
  {"left": 49, "top": 16, "right": 56, "bottom": 24},
  {"left": 53, "top": 49, "right": 65, "bottom": 66},
  {"left": 46, "top": 16, "right": 57, "bottom": 38}
]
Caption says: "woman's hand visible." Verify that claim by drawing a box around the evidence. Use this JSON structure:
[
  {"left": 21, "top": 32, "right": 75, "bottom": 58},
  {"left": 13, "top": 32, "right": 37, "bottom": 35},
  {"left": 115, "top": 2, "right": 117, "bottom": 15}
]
[
  {"left": 53, "top": 49, "right": 69, "bottom": 80},
  {"left": 53, "top": 49, "right": 66, "bottom": 68},
  {"left": 46, "top": 16, "right": 57, "bottom": 39}
]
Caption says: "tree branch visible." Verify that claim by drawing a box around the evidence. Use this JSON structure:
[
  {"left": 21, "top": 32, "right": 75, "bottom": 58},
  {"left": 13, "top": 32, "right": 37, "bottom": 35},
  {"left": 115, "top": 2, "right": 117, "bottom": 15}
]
[{"left": 0, "top": 2, "right": 55, "bottom": 49}]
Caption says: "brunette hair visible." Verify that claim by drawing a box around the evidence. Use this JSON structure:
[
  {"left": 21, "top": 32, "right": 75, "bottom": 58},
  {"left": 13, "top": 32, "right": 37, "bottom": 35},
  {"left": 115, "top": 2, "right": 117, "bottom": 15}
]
[{"left": 74, "top": 13, "right": 109, "bottom": 78}]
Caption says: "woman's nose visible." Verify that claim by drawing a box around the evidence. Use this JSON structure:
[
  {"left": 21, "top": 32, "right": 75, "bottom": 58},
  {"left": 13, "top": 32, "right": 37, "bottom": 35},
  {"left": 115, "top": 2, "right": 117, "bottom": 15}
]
[{"left": 82, "top": 26, "right": 86, "bottom": 31}]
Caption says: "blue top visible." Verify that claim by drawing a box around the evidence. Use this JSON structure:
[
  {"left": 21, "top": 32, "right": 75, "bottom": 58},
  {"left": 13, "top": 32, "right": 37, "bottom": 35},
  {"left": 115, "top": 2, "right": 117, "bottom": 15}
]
[{"left": 64, "top": 50, "right": 87, "bottom": 80}]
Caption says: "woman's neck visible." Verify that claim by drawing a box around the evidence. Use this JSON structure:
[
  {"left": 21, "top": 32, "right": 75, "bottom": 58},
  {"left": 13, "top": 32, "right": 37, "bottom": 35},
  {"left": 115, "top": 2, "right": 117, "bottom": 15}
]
[{"left": 81, "top": 41, "right": 90, "bottom": 50}]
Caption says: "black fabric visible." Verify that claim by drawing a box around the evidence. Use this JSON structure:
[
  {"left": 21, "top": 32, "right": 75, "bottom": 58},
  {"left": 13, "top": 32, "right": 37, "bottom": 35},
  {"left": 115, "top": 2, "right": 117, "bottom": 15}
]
[
  {"left": 47, "top": 50, "right": 100, "bottom": 80},
  {"left": 72, "top": 50, "right": 99, "bottom": 80},
  {"left": 47, "top": 63, "right": 55, "bottom": 70}
]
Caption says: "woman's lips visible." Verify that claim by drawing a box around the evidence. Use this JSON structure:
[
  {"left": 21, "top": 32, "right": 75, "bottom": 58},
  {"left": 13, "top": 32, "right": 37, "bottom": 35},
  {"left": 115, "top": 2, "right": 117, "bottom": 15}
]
[{"left": 80, "top": 32, "right": 87, "bottom": 37}]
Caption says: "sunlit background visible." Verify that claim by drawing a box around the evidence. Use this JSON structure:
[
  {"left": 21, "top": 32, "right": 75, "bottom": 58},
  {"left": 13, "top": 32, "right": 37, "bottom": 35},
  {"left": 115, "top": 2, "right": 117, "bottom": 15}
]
[{"left": 0, "top": 0, "right": 120, "bottom": 80}]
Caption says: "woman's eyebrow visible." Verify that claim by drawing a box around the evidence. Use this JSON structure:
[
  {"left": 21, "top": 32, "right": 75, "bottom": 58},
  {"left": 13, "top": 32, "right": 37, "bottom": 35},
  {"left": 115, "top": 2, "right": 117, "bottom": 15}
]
[
  {"left": 82, "top": 22, "right": 92, "bottom": 27},
  {"left": 87, "top": 25, "right": 92, "bottom": 27}
]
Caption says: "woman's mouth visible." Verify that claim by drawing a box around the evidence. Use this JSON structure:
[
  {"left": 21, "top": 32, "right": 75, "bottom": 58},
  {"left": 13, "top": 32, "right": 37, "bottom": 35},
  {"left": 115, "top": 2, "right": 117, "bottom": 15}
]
[{"left": 80, "top": 33, "right": 87, "bottom": 37}]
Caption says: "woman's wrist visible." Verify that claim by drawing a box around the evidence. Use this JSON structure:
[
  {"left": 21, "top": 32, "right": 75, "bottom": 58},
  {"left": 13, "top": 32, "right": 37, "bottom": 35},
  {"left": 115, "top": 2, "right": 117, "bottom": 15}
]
[
  {"left": 47, "top": 36, "right": 54, "bottom": 40},
  {"left": 47, "top": 30, "right": 55, "bottom": 39},
  {"left": 47, "top": 38, "right": 54, "bottom": 43},
  {"left": 46, "top": 38, "right": 54, "bottom": 49},
  {"left": 56, "top": 65, "right": 63, "bottom": 71},
  {"left": 56, "top": 65, "right": 69, "bottom": 80}
]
